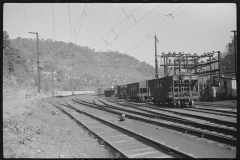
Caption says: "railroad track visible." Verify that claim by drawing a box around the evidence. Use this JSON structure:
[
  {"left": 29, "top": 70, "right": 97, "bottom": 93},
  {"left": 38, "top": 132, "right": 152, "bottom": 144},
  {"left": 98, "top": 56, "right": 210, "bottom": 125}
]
[
  {"left": 107, "top": 98, "right": 237, "bottom": 128},
  {"left": 109, "top": 97, "right": 237, "bottom": 116},
  {"left": 48, "top": 101, "right": 191, "bottom": 158},
  {"left": 74, "top": 98, "right": 236, "bottom": 146}
]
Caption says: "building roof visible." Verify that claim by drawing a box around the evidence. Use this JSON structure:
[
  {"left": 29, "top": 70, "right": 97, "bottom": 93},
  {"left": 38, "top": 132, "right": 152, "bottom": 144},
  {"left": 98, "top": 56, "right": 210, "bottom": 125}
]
[{"left": 220, "top": 75, "right": 236, "bottom": 79}]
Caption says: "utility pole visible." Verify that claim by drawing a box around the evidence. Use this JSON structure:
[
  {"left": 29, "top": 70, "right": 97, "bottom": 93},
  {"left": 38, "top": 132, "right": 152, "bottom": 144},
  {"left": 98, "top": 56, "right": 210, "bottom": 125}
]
[
  {"left": 29, "top": 32, "right": 40, "bottom": 93},
  {"left": 231, "top": 30, "right": 237, "bottom": 89},
  {"left": 155, "top": 35, "right": 159, "bottom": 78},
  {"left": 51, "top": 62, "right": 54, "bottom": 96}
]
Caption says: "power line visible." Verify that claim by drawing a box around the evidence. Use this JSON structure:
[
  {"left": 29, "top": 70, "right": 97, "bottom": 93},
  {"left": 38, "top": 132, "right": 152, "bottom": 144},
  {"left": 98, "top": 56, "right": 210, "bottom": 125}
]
[
  {"left": 92, "top": 4, "right": 145, "bottom": 49},
  {"left": 22, "top": 4, "right": 29, "bottom": 31},
  {"left": 125, "top": 3, "right": 185, "bottom": 54},
  {"left": 41, "top": 3, "right": 43, "bottom": 36},
  {"left": 126, "top": 4, "right": 194, "bottom": 55},
  {"left": 74, "top": 4, "right": 91, "bottom": 44},
  {"left": 118, "top": 4, "right": 142, "bottom": 36},
  {"left": 3, "top": 26, "right": 28, "bottom": 33},
  {"left": 59, "top": 4, "right": 91, "bottom": 55},
  {"left": 34, "top": 3, "right": 37, "bottom": 32},
  {"left": 92, "top": 3, "right": 166, "bottom": 16},
  {"left": 68, "top": 3, "right": 72, "bottom": 43},
  {"left": 98, "top": 3, "right": 162, "bottom": 52},
  {"left": 105, "top": 3, "right": 127, "bottom": 43},
  {"left": 91, "top": 3, "right": 109, "bottom": 48}
]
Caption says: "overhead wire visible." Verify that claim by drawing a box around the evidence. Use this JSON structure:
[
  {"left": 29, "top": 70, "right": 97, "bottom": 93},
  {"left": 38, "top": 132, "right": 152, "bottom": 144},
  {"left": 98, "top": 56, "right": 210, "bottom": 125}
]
[
  {"left": 105, "top": 3, "right": 127, "bottom": 44},
  {"left": 60, "top": 4, "right": 91, "bottom": 55},
  {"left": 124, "top": 3, "right": 185, "bottom": 54},
  {"left": 73, "top": 4, "right": 87, "bottom": 43},
  {"left": 22, "top": 4, "right": 29, "bottom": 32},
  {"left": 74, "top": 3, "right": 91, "bottom": 44},
  {"left": 92, "top": 3, "right": 166, "bottom": 16},
  {"left": 90, "top": 3, "right": 109, "bottom": 48},
  {"left": 92, "top": 4, "right": 148, "bottom": 49},
  {"left": 34, "top": 3, "right": 37, "bottom": 32},
  {"left": 41, "top": 3, "right": 43, "bottom": 37},
  {"left": 126, "top": 4, "right": 194, "bottom": 55},
  {"left": 4, "top": 26, "right": 28, "bottom": 33},
  {"left": 98, "top": 3, "right": 163, "bottom": 52},
  {"left": 53, "top": 3, "right": 55, "bottom": 67},
  {"left": 118, "top": 3, "right": 142, "bottom": 36}
]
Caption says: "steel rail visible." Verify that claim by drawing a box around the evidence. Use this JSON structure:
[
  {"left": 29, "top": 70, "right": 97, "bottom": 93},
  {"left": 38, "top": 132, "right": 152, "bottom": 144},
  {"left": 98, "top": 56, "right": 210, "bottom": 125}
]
[
  {"left": 100, "top": 99, "right": 237, "bottom": 136},
  {"left": 106, "top": 99, "right": 237, "bottom": 128},
  {"left": 53, "top": 100, "right": 192, "bottom": 158},
  {"left": 74, "top": 98, "right": 236, "bottom": 146}
]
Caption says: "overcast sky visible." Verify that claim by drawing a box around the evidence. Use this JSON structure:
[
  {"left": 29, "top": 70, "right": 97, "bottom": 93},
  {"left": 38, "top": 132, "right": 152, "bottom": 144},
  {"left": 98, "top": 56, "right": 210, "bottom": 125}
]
[{"left": 3, "top": 3, "right": 236, "bottom": 67}]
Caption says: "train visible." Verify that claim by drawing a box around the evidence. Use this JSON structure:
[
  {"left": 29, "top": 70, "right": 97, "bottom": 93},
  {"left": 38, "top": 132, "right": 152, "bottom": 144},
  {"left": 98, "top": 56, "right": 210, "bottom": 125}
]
[
  {"left": 104, "top": 88, "right": 114, "bottom": 97},
  {"left": 56, "top": 90, "right": 94, "bottom": 97},
  {"left": 97, "top": 88, "right": 104, "bottom": 95},
  {"left": 102, "top": 72, "right": 199, "bottom": 108}
]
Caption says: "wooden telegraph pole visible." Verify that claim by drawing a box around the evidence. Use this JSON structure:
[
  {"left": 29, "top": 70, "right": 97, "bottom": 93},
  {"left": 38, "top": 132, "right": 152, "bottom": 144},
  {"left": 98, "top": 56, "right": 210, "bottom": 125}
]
[{"left": 155, "top": 35, "right": 159, "bottom": 78}]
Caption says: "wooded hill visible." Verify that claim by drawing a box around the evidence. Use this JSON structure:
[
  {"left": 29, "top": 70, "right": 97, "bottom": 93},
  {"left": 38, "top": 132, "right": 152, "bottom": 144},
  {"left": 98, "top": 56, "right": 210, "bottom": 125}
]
[
  {"left": 3, "top": 31, "right": 162, "bottom": 93},
  {"left": 3, "top": 30, "right": 235, "bottom": 94}
]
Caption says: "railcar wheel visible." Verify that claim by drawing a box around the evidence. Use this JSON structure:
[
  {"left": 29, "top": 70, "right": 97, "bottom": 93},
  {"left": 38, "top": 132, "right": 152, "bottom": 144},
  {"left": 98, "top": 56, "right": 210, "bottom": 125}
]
[
  {"left": 176, "top": 101, "right": 180, "bottom": 108},
  {"left": 189, "top": 100, "right": 195, "bottom": 108}
]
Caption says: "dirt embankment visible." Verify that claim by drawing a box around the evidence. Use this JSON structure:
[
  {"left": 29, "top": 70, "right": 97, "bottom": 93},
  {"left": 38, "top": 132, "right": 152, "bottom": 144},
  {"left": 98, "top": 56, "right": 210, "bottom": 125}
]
[{"left": 3, "top": 97, "right": 114, "bottom": 158}]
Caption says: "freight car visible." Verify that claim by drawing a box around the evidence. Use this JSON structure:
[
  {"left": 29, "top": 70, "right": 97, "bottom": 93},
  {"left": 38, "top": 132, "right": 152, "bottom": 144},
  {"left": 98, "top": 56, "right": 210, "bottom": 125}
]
[
  {"left": 117, "top": 85, "right": 127, "bottom": 99},
  {"left": 114, "top": 85, "right": 118, "bottom": 97},
  {"left": 97, "top": 88, "right": 104, "bottom": 95},
  {"left": 148, "top": 72, "right": 199, "bottom": 107},
  {"left": 104, "top": 88, "right": 114, "bottom": 97},
  {"left": 127, "top": 80, "right": 149, "bottom": 102}
]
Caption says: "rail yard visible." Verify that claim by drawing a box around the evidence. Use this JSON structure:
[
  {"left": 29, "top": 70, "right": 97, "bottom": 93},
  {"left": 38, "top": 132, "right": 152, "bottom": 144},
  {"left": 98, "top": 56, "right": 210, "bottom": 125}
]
[{"left": 42, "top": 92, "right": 237, "bottom": 158}]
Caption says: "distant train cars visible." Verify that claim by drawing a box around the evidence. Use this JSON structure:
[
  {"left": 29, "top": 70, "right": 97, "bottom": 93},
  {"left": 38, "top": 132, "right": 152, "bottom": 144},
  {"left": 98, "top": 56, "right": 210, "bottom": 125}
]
[
  {"left": 97, "top": 88, "right": 104, "bottom": 95},
  {"left": 101, "top": 72, "right": 199, "bottom": 107},
  {"left": 117, "top": 85, "right": 127, "bottom": 98},
  {"left": 127, "top": 80, "right": 149, "bottom": 102},
  {"left": 148, "top": 72, "right": 199, "bottom": 107},
  {"left": 104, "top": 88, "right": 114, "bottom": 97}
]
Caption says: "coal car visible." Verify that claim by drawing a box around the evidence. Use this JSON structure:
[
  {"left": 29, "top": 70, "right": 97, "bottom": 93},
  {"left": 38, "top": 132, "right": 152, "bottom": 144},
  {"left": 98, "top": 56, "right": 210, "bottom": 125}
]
[
  {"left": 117, "top": 85, "right": 127, "bottom": 99},
  {"left": 148, "top": 72, "right": 199, "bottom": 107},
  {"left": 104, "top": 88, "right": 114, "bottom": 97},
  {"left": 127, "top": 80, "right": 149, "bottom": 102}
]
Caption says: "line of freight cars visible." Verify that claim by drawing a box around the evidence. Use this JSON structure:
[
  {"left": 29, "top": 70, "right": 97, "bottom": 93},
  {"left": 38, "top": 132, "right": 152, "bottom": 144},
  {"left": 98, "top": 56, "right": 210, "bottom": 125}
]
[{"left": 102, "top": 72, "right": 199, "bottom": 107}]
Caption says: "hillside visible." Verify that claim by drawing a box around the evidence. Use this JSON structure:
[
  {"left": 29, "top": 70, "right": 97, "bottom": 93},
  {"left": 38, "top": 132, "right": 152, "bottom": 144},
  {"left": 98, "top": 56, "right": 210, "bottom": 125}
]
[{"left": 4, "top": 31, "right": 163, "bottom": 96}]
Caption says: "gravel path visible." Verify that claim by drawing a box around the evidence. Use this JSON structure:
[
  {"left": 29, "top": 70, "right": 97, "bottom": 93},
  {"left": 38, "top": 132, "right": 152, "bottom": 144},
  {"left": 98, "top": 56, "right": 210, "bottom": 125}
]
[{"left": 3, "top": 95, "right": 114, "bottom": 158}]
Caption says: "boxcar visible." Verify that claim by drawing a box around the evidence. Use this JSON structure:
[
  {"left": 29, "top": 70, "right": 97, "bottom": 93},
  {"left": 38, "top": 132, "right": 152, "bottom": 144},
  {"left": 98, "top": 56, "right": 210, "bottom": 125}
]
[
  {"left": 148, "top": 73, "right": 199, "bottom": 107},
  {"left": 114, "top": 85, "right": 118, "bottom": 97},
  {"left": 117, "top": 85, "right": 127, "bottom": 98},
  {"left": 97, "top": 88, "right": 104, "bottom": 95},
  {"left": 104, "top": 88, "right": 113, "bottom": 97},
  {"left": 127, "top": 80, "right": 149, "bottom": 102}
]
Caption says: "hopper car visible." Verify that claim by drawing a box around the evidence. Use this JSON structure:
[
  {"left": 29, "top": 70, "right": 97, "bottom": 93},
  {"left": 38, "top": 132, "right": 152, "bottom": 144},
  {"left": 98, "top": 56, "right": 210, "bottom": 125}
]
[
  {"left": 127, "top": 80, "right": 150, "bottom": 102},
  {"left": 104, "top": 88, "right": 114, "bottom": 97},
  {"left": 117, "top": 85, "right": 127, "bottom": 98},
  {"left": 148, "top": 72, "right": 199, "bottom": 107}
]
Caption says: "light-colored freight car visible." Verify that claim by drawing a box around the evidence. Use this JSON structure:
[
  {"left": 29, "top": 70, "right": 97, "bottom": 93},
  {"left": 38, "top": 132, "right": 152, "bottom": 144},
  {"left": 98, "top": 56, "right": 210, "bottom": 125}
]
[
  {"left": 97, "top": 88, "right": 104, "bottom": 95},
  {"left": 148, "top": 72, "right": 199, "bottom": 107},
  {"left": 127, "top": 80, "right": 149, "bottom": 102},
  {"left": 56, "top": 91, "right": 72, "bottom": 97}
]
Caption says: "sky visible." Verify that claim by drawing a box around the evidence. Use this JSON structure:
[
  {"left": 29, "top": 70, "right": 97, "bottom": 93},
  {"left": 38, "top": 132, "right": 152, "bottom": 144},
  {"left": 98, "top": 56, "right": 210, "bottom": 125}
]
[{"left": 3, "top": 3, "right": 236, "bottom": 67}]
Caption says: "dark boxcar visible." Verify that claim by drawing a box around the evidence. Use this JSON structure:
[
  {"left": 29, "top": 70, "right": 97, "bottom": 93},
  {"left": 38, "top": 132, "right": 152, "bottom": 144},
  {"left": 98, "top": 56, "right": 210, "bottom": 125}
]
[
  {"left": 114, "top": 85, "right": 118, "bottom": 97},
  {"left": 127, "top": 80, "right": 149, "bottom": 102},
  {"left": 104, "top": 88, "right": 112, "bottom": 97},
  {"left": 148, "top": 72, "right": 199, "bottom": 107},
  {"left": 117, "top": 85, "right": 127, "bottom": 98},
  {"left": 97, "top": 88, "right": 104, "bottom": 95}
]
